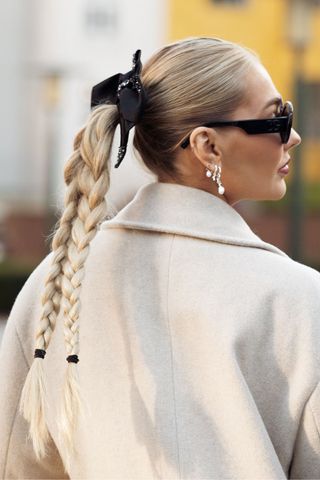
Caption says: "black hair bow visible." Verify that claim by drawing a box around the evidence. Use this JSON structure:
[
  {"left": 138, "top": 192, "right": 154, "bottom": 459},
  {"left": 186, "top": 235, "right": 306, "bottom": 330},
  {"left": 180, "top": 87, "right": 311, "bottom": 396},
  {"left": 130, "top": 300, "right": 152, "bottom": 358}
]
[{"left": 90, "top": 50, "right": 146, "bottom": 168}]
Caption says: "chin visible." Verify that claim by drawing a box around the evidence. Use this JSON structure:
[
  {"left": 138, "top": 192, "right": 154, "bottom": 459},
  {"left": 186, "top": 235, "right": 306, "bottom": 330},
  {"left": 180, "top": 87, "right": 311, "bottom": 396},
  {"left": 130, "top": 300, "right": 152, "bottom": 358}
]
[{"left": 268, "top": 183, "right": 287, "bottom": 201}]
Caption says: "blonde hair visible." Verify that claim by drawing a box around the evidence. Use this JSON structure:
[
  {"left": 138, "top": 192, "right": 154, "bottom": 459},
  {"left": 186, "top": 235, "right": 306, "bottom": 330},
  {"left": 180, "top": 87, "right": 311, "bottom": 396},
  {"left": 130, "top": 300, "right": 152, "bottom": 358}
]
[
  {"left": 19, "top": 37, "right": 259, "bottom": 472},
  {"left": 134, "top": 37, "right": 259, "bottom": 181}
]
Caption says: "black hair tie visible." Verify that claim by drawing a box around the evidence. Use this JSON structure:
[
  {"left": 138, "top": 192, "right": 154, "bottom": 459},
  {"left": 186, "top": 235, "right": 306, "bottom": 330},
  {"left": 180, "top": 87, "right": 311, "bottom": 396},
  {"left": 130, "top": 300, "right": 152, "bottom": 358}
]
[
  {"left": 34, "top": 348, "right": 46, "bottom": 359},
  {"left": 35, "top": 350, "right": 79, "bottom": 363},
  {"left": 67, "top": 354, "right": 79, "bottom": 364},
  {"left": 90, "top": 49, "right": 147, "bottom": 168}
]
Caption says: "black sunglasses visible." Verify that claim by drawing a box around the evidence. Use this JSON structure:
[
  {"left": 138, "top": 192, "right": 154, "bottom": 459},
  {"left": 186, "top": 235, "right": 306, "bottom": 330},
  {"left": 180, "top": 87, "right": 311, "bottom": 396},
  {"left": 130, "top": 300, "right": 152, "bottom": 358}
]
[{"left": 180, "top": 100, "right": 293, "bottom": 149}]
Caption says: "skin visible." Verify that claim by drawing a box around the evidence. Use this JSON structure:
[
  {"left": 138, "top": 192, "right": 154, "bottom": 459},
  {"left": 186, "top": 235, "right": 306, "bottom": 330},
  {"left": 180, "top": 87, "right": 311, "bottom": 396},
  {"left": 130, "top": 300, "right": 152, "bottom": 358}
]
[{"left": 160, "top": 61, "right": 301, "bottom": 207}]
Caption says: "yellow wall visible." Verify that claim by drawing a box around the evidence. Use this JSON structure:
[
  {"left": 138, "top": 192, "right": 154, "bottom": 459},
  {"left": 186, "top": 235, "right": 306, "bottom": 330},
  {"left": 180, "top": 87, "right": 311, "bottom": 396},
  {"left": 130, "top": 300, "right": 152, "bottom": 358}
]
[{"left": 168, "top": 0, "right": 320, "bottom": 181}]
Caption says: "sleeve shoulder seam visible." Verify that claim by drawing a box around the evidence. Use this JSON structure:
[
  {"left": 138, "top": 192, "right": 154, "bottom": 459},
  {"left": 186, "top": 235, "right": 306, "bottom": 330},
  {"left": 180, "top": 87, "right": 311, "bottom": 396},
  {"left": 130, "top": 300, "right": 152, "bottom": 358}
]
[
  {"left": 13, "top": 321, "right": 32, "bottom": 369},
  {"left": 2, "top": 326, "right": 30, "bottom": 479}
]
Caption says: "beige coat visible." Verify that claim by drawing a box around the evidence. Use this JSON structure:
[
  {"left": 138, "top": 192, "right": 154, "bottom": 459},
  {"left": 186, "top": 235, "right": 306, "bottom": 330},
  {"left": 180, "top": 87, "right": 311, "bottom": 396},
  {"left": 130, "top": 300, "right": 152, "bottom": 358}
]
[{"left": 1, "top": 181, "right": 320, "bottom": 480}]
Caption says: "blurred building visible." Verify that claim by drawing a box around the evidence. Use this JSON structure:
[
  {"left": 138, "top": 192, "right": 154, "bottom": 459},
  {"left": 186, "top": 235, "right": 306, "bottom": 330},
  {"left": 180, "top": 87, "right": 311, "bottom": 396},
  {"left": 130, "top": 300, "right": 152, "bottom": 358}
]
[
  {"left": 0, "top": 0, "right": 164, "bottom": 264},
  {"left": 0, "top": 0, "right": 319, "bottom": 267},
  {"left": 168, "top": 0, "right": 320, "bottom": 265}
]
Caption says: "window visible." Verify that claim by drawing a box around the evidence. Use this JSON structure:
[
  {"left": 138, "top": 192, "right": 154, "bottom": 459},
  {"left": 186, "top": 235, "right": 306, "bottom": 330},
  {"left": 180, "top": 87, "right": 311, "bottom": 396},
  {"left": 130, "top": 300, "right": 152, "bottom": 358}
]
[{"left": 84, "top": 1, "right": 117, "bottom": 34}]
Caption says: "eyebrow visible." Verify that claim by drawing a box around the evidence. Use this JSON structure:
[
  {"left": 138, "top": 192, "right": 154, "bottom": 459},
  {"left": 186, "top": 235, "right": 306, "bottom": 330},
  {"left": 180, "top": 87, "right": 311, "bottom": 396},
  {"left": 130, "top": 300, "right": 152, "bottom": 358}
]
[{"left": 263, "top": 96, "right": 283, "bottom": 110}]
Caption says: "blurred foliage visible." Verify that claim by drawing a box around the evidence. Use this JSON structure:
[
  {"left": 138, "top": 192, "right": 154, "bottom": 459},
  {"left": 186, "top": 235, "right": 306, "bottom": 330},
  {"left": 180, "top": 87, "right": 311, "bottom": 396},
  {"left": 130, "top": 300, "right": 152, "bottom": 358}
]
[
  {"left": 260, "top": 182, "right": 320, "bottom": 213},
  {"left": 0, "top": 259, "right": 36, "bottom": 313},
  {"left": 0, "top": 258, "right": 37, "bottom": 275}
]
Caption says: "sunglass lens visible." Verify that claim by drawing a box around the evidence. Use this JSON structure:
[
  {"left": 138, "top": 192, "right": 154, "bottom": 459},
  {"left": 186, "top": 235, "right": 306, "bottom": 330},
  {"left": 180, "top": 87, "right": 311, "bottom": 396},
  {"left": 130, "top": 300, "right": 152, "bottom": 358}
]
[{"left": 281, "top": 102, "right": 293, "bottom": 143}]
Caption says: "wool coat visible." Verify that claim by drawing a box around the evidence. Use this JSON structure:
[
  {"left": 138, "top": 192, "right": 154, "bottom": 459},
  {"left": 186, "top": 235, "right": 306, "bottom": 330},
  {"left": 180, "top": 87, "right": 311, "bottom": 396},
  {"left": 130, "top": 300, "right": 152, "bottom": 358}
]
[{"left": 0, "top": 181, "right": 320, "bottom": 480}]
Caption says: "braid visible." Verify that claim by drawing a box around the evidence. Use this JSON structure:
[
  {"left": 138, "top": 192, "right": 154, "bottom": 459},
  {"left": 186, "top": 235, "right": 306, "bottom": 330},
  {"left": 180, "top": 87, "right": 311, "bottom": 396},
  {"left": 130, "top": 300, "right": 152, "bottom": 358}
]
[
  {"left": 34, "top": 127, "right": 87, "bottom": 352},
  {"left": 19, "top": 104, "right": 119, "bottom": 469},
  {"left": 57, "top": 145, "right": 113, "bottom": 462}
]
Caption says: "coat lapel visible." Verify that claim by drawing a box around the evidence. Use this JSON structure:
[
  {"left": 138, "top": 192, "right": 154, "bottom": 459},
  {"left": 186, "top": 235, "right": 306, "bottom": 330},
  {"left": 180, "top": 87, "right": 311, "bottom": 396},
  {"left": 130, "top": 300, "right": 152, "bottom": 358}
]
[{"left": 101, "top": 181, "right": 289, "bottom": 258}]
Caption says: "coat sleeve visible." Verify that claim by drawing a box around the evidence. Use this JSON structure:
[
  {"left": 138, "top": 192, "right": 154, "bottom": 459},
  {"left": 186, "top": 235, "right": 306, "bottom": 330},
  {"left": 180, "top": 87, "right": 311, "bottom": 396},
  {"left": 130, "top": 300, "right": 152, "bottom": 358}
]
[
  {"left": 288, "top": 381, "right": 320, "bottom": 480},
  {"left": 0, "top": 254, "right": 69, "bottom": 480}
]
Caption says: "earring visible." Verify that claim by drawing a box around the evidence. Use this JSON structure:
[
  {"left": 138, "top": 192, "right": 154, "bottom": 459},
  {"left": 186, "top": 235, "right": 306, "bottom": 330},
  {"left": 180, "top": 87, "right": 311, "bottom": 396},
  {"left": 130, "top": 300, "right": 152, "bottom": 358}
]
[
  {"left": 205, "top": 169, "right": 211, "bottom": 177},
  {"left": 215, "top": 165, "right": 225, "bottom": 195},
  {"left": 205, "top": 164, "right": 225, "bottom": 195}
]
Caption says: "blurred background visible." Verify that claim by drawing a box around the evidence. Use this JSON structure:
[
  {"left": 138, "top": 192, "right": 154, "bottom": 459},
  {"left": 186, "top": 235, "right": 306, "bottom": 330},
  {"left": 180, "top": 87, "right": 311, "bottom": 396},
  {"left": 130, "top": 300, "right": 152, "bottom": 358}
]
[{"left": 0, "top": 0, "right": 320, "bottom": 340}]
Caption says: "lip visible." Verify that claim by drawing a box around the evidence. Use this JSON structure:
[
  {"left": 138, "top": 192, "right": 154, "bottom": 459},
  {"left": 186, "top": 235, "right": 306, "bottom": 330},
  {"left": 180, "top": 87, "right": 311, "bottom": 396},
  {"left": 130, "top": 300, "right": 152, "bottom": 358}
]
[{"left": 278, "top": 157, "right": 290, "bottom": 174}]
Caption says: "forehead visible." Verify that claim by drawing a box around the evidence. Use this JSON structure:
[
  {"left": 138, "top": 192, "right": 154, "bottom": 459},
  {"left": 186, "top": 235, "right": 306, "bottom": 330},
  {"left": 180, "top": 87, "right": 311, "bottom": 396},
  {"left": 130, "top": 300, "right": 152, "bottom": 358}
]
[{"left": 234, "top": 62, "right": 282, "bottom": 117}]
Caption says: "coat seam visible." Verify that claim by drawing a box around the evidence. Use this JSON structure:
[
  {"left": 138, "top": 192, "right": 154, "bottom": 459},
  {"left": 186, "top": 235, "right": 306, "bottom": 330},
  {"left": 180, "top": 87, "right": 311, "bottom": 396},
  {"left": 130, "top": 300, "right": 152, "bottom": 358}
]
[
  {"left": 13, "top": 320, "right": 32, "bottom": 369},
  {"left": 166, "top": 234, "right": 182, "bottom": 479},
  {"left": 2, "top": 324, "right": 30, "bottom": 479},
  {"left": 309, "top": 381, "right": 320, "bottom": 443},
  {"left": 288, "top": 380, "right": 320, "bottom": 477},
  {"left": 3, "top": 403, "right": 22, "bottom": 480}
]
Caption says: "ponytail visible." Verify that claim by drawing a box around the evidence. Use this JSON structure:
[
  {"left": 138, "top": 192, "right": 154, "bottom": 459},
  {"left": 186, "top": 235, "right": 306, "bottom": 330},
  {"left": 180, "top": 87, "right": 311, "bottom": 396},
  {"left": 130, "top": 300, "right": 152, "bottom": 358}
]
[{"left": 19, "top": 103, "right": 119, "bottom": 472}]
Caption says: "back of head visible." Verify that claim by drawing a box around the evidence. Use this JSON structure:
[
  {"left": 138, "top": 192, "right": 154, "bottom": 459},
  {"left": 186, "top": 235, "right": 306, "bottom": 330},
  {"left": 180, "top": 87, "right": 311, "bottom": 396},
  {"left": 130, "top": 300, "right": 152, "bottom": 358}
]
[{"left": 134, "top": 37, "right": 259, "bottom": 181}]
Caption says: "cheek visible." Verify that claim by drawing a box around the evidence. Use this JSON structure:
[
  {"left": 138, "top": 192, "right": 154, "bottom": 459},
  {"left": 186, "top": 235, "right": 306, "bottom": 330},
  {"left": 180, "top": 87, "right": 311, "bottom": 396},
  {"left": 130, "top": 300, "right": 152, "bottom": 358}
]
[
  {"left": 224, "top": 135, "right": 282, "bottom": 179},
  {"left": 221, "top": 134, "right": 287, "bottom": 201}
]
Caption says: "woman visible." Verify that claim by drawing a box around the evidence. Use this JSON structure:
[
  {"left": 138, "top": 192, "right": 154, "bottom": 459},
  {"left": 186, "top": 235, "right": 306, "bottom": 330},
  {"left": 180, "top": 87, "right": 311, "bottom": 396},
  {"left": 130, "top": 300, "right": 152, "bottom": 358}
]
[{"left": 0, "top": 37, "right": 319, "bottom": 480}]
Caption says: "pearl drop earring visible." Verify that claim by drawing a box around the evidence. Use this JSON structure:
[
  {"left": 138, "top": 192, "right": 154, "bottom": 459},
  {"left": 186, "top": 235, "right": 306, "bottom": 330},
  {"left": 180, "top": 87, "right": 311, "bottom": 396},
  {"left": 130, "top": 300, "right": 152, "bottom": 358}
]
[
  {"left": 205, "top": 164, "right": 225, "bottom": 195},
  {"left": 215, "top": 165, "right": 225, "bottom": 195}
]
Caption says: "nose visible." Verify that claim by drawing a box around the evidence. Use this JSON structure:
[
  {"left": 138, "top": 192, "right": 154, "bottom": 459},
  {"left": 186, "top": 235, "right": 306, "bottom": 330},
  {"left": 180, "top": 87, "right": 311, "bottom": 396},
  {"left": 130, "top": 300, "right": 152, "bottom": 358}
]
[{"left": 285, "top": 127, "right": 301, "bottom": 150}]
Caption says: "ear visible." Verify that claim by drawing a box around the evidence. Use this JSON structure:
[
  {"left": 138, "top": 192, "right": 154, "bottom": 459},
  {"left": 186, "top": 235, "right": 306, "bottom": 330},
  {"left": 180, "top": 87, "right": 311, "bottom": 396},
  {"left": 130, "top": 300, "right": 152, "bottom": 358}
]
[{"left": 189, "top": 127, "right": 222, "bottom": 168}]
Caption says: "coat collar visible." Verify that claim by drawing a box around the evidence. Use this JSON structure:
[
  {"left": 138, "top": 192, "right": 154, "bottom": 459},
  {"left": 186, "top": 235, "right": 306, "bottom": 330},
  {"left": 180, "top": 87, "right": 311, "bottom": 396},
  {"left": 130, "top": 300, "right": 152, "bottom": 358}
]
[{"left": 101, "top": 181, "right": 288, "bottom": 257}]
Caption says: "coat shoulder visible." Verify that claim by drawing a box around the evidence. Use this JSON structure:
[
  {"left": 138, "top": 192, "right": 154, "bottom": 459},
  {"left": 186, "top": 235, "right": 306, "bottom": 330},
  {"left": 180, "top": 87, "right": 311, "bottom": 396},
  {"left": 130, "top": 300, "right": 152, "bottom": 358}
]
[{"left": 260, "top": 248, "right": 320, "bottom": 295}]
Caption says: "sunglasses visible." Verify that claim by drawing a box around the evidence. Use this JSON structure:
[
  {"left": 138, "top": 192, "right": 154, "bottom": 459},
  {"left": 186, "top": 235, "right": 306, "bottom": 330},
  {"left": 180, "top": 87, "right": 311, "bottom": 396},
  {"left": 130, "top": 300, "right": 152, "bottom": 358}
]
[{"left": 180, "top": 100, "right": 293, "bottom": 149}]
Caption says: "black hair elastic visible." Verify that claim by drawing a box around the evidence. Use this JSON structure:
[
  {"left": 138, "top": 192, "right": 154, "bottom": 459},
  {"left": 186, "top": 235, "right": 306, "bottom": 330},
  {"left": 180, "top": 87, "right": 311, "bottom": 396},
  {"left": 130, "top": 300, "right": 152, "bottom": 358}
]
[
  {"left": 67, "top": 355, "right": 79, "bottom": 364},
  {"left": 34, "top": 349, "right": 46, "bottom": 359}
]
